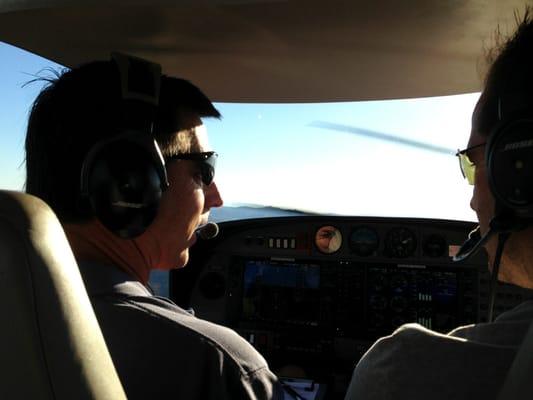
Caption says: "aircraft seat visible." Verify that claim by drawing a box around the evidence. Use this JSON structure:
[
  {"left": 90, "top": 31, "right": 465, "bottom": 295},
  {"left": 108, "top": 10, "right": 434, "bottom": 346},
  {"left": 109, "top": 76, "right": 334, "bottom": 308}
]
[{"left": 0, "top": 190, "right": 126, "bottom": 399}]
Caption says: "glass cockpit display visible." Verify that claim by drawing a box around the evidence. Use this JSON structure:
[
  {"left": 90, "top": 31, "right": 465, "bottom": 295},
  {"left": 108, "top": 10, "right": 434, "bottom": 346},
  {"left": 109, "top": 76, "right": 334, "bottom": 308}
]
[
  {"left": 243, "top": 260, "right": 321, "bottom": 324},
  {"left": 239, "top": 258, "right": 471, "bottom": 337}
]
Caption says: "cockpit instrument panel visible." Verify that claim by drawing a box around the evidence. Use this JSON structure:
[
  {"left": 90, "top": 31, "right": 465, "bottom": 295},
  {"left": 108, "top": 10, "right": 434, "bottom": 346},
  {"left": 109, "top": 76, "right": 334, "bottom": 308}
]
[{"left": 171, "top": 216, "right": 533, "bottom": 399}]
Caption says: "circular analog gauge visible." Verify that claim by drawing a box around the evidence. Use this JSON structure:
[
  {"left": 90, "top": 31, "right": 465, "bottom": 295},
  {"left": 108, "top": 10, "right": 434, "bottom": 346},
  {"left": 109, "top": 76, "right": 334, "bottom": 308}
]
[
  {"left": 385, "top": 227, "right": 417, "bottom": 258},
  {"left": 315, "top": 225, "right": 342, "bottom": 254},
  {"left": 349, "top": 227, "right": 379, "bottom": 256},
  {"left": 423, "top": 234, "right": 447, "bottom": 258}
]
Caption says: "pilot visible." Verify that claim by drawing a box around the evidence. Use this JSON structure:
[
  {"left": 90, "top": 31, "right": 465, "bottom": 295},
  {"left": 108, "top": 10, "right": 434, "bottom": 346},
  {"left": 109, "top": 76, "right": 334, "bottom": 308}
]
[
  {"left": 24, "top": 56, "right": 284, "bottom": 399},
  {"left": 345, "top": 11, "right": 533, "bottom": 400}
]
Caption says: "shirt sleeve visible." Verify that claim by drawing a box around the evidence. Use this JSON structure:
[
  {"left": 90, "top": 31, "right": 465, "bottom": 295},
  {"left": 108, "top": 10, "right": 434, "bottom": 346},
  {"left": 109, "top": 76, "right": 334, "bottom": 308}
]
[
  {"left": 344, "top": 323, "right": 466, "bottom": 400},
  {"left": 227, "top": 365, "right": 285, "bottom": 400},
  {"left": 197, "top": 322, "right": 286, "bottom": 400},
  {"left": 344, "top": 331, "right": 396, "bottom": 400},
  {"left": 344, "top": 322, "right": 516, "bottom": 400}
]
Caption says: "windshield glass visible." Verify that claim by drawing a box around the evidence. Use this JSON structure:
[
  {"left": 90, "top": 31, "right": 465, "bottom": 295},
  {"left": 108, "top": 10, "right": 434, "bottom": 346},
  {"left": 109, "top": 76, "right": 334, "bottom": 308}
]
[
  {"left": 1, "top": 42, "right": 479, "bottom": 223},
  {"left": 206, "top": 95, "right": 478, "bottom": 222}
]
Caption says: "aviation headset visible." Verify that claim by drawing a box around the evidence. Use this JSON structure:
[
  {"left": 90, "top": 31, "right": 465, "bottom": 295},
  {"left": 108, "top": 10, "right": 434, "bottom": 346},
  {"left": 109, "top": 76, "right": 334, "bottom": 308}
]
[
  {"left": 452, "top": 91, "right": 533, "bottom": 321},
  {"left": 454, "top": 92, "right": 533, "bottom": 262},
  {"left": 79, "top": 53, "right": 169, "bottom": 239},
  {"left": 486, "top": 94, "right": 533, "bottom": 224}
]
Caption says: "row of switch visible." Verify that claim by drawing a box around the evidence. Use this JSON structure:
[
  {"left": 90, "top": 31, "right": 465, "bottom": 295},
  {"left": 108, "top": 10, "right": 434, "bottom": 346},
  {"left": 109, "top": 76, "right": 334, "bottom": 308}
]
[
  {"left": 244, "top": 236, "right": 297, "bottom": 249},
  {"left": 268, "top": 237, "right": 296, "bottom": 249}
]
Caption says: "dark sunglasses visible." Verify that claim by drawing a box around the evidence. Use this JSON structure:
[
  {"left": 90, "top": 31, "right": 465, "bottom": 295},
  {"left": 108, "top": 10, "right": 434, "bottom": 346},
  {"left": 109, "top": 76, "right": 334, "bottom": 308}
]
[
  {"left": 455, "top": 143, "right": 485, "bottom": 185},
  {"left": 166, "top": 151, "right": 218, "bottom": 186}
]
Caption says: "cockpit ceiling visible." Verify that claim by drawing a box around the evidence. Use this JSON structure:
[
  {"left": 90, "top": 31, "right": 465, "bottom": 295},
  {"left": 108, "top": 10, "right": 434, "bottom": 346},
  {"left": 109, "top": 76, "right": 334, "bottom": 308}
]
[{"left": 0, "top": 0, "right": 529, "bottom": 102}]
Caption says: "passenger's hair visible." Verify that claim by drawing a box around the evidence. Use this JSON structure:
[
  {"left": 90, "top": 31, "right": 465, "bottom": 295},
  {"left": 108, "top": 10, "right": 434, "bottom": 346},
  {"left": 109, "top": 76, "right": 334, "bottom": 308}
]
[
  {"left": 25, "top": 60, "right": 220, "bottom": 223},
  {"left": 475, "top": 8, "right": 533, "bottom": 135}
]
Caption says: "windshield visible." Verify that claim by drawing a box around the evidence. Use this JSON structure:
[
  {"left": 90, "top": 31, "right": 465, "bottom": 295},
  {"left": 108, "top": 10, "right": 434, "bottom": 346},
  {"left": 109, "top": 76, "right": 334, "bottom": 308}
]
[
  {"left": 206, "top": 96, "right": 478, "bottom": 222},
  {"left": 1, "top": 42, "right": 478, "bottom": 223}
]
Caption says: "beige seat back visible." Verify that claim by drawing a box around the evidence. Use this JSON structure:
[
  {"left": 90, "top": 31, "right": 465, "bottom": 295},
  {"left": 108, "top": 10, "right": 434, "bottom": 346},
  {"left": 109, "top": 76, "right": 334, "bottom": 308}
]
[{"left": 0, "top": 190, "right": 126, "bottom": 400}]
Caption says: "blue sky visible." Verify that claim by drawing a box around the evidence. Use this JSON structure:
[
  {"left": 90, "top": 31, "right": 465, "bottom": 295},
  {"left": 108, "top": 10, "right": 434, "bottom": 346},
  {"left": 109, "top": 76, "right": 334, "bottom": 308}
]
[
  {"left": 205, "top": 97, "right": 479, "bottom": 220},
  {"left": 0, "top": 41, "right": 480, "bottom": 221},
  {"left": 0, "top": 42, "right": 61, "bottom": 190}
]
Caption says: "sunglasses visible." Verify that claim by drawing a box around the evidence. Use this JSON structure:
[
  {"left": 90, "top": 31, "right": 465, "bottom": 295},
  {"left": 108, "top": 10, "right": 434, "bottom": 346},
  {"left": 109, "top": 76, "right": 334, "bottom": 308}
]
[
  {"left": 455, "top": 143, "right": 485, "bottom": 185},
  {"left": 166, "top": 151, "right": 218, "bottom": 186}
]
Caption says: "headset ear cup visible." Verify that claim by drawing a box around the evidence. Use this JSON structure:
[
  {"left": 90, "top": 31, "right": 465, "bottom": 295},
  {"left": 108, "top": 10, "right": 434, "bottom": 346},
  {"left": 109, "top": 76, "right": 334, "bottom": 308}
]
[
  {"left": 86, "top": 139, "right": 163, "bottom": 238},
  {"left": 487, "top": 119, "right": 533, "bottom": 217},
  {"left": 78, "top": 54, "right": 165, "bottom": 238}
]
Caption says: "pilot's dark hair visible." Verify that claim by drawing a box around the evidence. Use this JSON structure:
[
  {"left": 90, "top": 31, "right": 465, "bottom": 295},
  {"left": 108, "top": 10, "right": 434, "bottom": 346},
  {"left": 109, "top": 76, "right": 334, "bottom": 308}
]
[
  {"left": 474, "top": 8, "right": 533, "bottom": 135},
  {"left": 25, "top": 60, "right": 220, "bottom": 223}
]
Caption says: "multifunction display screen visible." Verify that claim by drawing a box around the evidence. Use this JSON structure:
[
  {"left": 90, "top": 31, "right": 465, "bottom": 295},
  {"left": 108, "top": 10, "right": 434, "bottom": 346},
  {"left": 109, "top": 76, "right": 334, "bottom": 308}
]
[{"left": 242, "top": 260, "right": 321, "bottom": 324}]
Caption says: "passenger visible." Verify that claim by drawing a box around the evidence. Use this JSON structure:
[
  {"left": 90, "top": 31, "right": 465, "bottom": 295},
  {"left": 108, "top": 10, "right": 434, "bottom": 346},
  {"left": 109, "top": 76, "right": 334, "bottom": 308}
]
[
  {"left": 24, "top": 57, "right": 284, "bottom": 399},
  {"left": 345, "top": 11, "right": 533, "bottom": 400}
]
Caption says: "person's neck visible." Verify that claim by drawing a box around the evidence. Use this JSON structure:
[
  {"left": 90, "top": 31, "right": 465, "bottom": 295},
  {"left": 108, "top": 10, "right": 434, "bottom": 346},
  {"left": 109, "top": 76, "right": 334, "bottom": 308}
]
[{"left": 63, "top": 220, "right": 152, "bottom": 285}]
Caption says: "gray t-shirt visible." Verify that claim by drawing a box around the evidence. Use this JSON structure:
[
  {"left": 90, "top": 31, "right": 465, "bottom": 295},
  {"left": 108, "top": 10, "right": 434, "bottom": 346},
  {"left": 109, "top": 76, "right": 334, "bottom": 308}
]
[
  {"left": 78, "top": 261, "right": 284, "bottom": 400},
  {"left": 344, "top": 300, "right": 533, "bottom": 400}
]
